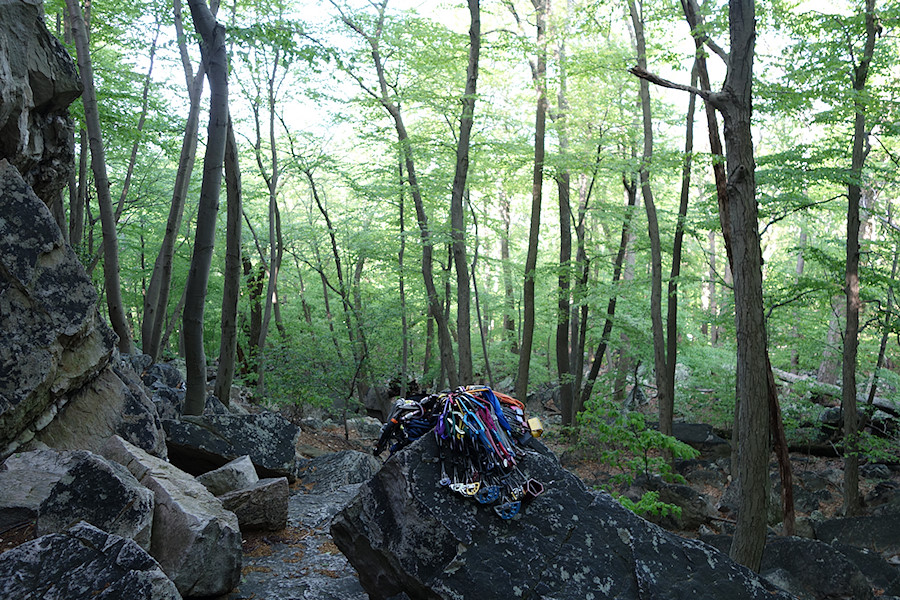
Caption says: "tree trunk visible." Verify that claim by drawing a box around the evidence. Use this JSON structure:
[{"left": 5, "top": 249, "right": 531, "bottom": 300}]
[
  {"left": 115, "top": 22, "right": 160, "bottom": 223},
  {"left": 868, "top": 204, "right": 896, "bottom": 406},
  {"left": 468, "top": 193, "right": 494, "bottom": 387},
  {"left": 182, "top": 0, "right": 228, "bottom": 415},
  {"left": 554, "top": 9, "right": 574, "bottom": 425},
  {"left": 65, "top": 0, "right": 133, "bottom": 355},
  {"left": 450, "top": 0, "right": 480, "bottom": 385},
  {"left": 818, "top": 299, "right": 843, "bottom": 385},
  {"left": 665, "top": 63, "right": 698, "bottom": 425},
  {"left": 842, "top": 0, "right": 876, "bottom": 516},
  {"left": 255, "top": 50, "right": 282, "bottom": 397},
  {"left": 499, "top": 188, "right": 518, "bottom": 353},
  {"left": 339, "top": 1, "right": 457, "bottom": 388},
  {"left": 214, "top": 117, "right": 241, "bottom": 408},
  {"left": 515, "top": 0, "right": 548, "bottom": 403},
  {"left": 628, "top": 0, "right": 670, "bottom": 440},
  {"left": 398, "top": 159, "right": 409, "bottom": 398},
  {"left": 791, "top": 225, "right": 807, "bottom": 370},
  {"left": 579, "top": 174, "right": 638, "bottom": 407},
  {"left": 142, "top": 0, "right": 205, "bottom": 360}
]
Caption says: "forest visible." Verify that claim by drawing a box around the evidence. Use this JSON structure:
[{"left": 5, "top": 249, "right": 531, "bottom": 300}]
[{"left": 46, "top": 0, "right": 899, "bottom": 571}]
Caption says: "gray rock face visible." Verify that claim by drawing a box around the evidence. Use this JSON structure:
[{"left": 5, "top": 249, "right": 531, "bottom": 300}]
[
  {"left": 197, "top": 455, "right": 259, "bottom": 496},
  {"left": 0, "top": 521, "right": 181, "bottom": 600},
  {"left": 296, "top": 450, "right": 382, "bottom": 494},
  {"left": 815, "top": 514, "right": 900, "bottom": 561},
  {"left": 163, "top": 412, "right": 302, "bottom": 480},
  {"left": 219, "top": 477, "right": 289, "bottom": 532},
  {"left": 704, "top": 534, "right": 889, "bottom": 600},
  {"left": 0, "top": 448, "right": 154, "bottom": 550},
  {"left": 101, "top": 435, "right": 241, "bottom": 597},
  {"left": 331, "top": 435, "right": 795, "bottom": 600},
  {"left": 0, "top": 160, "right": 116, "bottom": 458},
  {"left": 0, "top": 0, "right": 82, "bottom": 209},
  {"left": 30, "top": 364, "right": 168, "bottom": 459},
  {"left": 672, "top": 422, "right": 731, "bottom": 457}
]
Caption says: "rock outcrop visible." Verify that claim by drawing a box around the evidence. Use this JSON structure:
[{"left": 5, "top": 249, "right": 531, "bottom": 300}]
[
  {"left": 331, "top": 435, "right": 795, "bottom": 600},
  {"left": 163, "top": 412, "right": 302, "bottom": 480},
  {"left": 102, "top": 436, "right": 242, "bottom": 597},
  {"left": 0, "top": 448, "right": 154, "bottom": 550},
  {"left": 0, "top": 160, "right": 116, "bottom": 458},
  {"left": 0, "top": 0, "right": 82, "bottom": 211},
  {"left": 0, "top": 521, "right": 181, "bottom": 600}
]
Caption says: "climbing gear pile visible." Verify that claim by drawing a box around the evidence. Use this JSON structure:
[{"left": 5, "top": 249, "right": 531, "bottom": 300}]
[{"left": 374, "top": 385, "right": 545, "bottom": 519}]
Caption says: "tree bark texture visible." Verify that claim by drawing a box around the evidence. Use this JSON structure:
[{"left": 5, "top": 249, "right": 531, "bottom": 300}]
[
  {"left": 142, "top": 0, "right": 205, "bottom": 360},
  {"left": 628, "top": 0, "right": 670, "bottom": 440},
  {"left": 705, "top": 0, "right": 768, "bottom": 571},
  {"left": 65, "top": 0, "right": 133, "bottom": 354},
  {"left": 555, "top": 12, "right": 574, "bottom": 425},
  {"left": 450, "top": 0, "right": 480, "bottom": 385},
  {"left": 214, "top": 117, "right": 242, "bottom": 407},
  {"left": 842, "top": 0, "right": 876, "bottom": 517},
  {"left": 515, "top": 0, "right": 548, "bottom": 403},
  {"left": 182, "top": 0, "right": 228, "bottom": 415}
]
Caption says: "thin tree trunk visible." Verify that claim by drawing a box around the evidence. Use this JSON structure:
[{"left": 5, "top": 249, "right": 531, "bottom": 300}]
[
  {"left": 307, "top": 171, "right": 365, "bottom": 387},
  {"left": 791, "top": 225, "right": 807, "bottom": 370},
  {"left": 515, "top": 0, "right": 548, "bottom": 403},
  {"left": 468, "top": 192, "right": 494, "bottom": 387},
  {"left": 637, "top": 0, "right": 767, "bottom": 569},
  {"left": 398, "top": 160, "right": 409, "bottom": 399},
  {"left": 182, "top": 0, "right": 228, "bottom": 415},
  {"left": 665, "top": 63, "right": 698, "bottom": 423},
  {"left": 255, "top": 49, "right": 282, "bottom": 397},
  {"left": 65, "top": 0, "right": 133, "bottom": 354},
  {"left": 554, "top": 6, "right": 574, "bottom": 425},
  {"left": 580, "top": 174, "right": 638, "bottom": 407},
  {"left": 571, "top": 147, "right": 603, "bottom": 416},
  {"left": 628, "top": 0, "right": 670, "bottom": 440},
  {"left": 450, "top": 0, "right": 480, "bottom": 385},
  {"left": 818, "top": 299, "right": 843, "bottom": 385},
  {"left": 337, "top": 1, "right": 457, "bottom": 388},
  {"left": 842, "top": 0, "right": 876, "bottom": 516},
  {"left": 499, "top": 187, "right": 518, "bottom": 354},
  {"left": 142, "top": 0, "right": 205, "bottom": 360},
  {"left": 161, "top": 282, "right": 187, "bottom": 354},
  {"left": 215, "top": 117, "right": 242, "bottom": 407},
  {"left": 115, "top": 21, "right": 160, "bottom": 223}
]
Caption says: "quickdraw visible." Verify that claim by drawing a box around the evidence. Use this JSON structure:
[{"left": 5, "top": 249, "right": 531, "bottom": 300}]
[{"left": 374, "top": 385, "right": 545, "bottom": 519}]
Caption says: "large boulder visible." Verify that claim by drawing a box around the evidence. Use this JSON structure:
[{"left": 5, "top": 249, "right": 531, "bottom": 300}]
[
  {"left": 672, "top": 422, "right": 731, "bottom": 458},
  {"left": 296, "top": 449, "right": 382, "bottom": 494},
  {"left": 101, "top": 435, "right": 241, "bottom": 597},
  {"left": 0, "top": 160, "right": 116, "bottom": 458},
  {"left": 0, "top": 0, "right": 82, "bottom": 210},
  {"left": 330, "top": 435, "right": 796, "bottom": 600},
  {"left": 163, "top": 412, "right": 302, "bottom": 480},
  {"left": 28, "top": 363, "right": 168, "bottom": 459},
  {"left": 0, "top": 448, "right": 154, "bottom": 550},
  {"left": 815, "top": 514, "right": 900, "bottom": 562},
  {"left": 703, "top": 535, "right": 890, "bottom": 600},
  {"left": 197, "top": 454, "right": 259, "bottom": 496},
  {"left": 0, "top": 521, "right": 181, "bottom": 600},
  {"left": 219, "top": 477, "right": 289, "bottom": 532}
]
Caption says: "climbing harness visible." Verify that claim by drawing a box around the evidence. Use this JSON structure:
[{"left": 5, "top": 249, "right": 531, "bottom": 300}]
[{"left": 374, "top": 385, "right": 545, "bottom": 519}]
